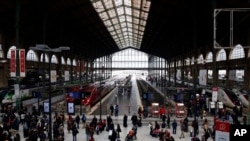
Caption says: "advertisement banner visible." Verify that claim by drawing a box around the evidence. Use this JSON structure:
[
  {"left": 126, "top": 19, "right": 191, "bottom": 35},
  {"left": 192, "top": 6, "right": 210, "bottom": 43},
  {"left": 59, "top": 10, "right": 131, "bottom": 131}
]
[
  {"left": 65, "top": 71, "right": 70, "bottom": 81},
  {"left": 199, "top": 69, "right": 207, "bottom": 86},
  {"left": 67, "top": 102, "right": 75, "bottom": 115},
  {"left": 50, "top": 70, "right": 57, "bottom": 83},
  {"left": 19, "top": 49, "right": 26, "bottom": 77},
  {"left": 10, "top": 50, "right": 16, "bottom": 77}
]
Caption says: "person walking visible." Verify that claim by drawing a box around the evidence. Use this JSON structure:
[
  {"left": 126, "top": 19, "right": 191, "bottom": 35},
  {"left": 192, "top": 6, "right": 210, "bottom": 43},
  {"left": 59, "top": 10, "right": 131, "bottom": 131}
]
[
  {"left": 172, "top": 119, "right": 177, "bottom": 134},
  {"left": 123, "top": 114, "right": 128, "bottom": 127},
  {"left": 179, "top": 121, "right": 185, "bottom": 139},
  {"left": 75, "top": 114, "right": 80, "bottom": 129},
  {"left": 72, "top": 123, "right": 79, "bottom": 141},
  {"left": 167, "top": 115, "right": 170, "bottom": 128},
  {"left": 85, "top": 124, "right": 90, "bottom": 141},
  {"left": 81, "top": 114, "right": 87, "bottom": 128},
  {"left": 110, "top": 104, "right": 114, "bottom": 116},
  {"left": 116, "top": 123, "right": 122, "bottom": 138},
  {"left": 131, "top": 113, "right": 138, "bottom": 126},
  {"left": 115, "top": 104, "right": 119, "bottom": 117}
]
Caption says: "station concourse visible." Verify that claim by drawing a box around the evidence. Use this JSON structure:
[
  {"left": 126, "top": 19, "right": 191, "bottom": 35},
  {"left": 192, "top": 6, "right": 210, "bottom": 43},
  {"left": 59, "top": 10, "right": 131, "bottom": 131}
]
[
  {"left": 0, "top": 1, "right": 250, "bottom": 141},
  {"left": 17, "top": 75, "right": 218, "bottom": 141}
]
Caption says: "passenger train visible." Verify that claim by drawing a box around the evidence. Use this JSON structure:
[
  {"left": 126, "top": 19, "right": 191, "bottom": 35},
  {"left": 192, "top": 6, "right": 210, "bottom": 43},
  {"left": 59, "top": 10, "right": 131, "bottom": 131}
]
[
  {"left": 234, "top": 88, "right": 249, "bottom": 107},
  {"left": 66, "top": 80, "right": 116, "bottom": 106},
  {"left": 205, "top": 87, "right": 241, "bottom": 108}
]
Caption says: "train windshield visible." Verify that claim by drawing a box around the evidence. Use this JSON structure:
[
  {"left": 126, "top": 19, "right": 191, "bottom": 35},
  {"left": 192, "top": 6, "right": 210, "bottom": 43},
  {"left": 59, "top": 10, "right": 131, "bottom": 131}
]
[
  {"left": 69, "top": 92, "right": 80, "bottom": 99},
  {"left": 82, "top": 92, "right": 91, "bottom": 98}
]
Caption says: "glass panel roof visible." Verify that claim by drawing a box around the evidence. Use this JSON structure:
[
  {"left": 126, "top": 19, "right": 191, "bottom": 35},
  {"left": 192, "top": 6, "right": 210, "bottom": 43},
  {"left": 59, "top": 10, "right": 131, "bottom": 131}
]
[{"left": 91, "top": 0, "right": 151, "bottom": 49}]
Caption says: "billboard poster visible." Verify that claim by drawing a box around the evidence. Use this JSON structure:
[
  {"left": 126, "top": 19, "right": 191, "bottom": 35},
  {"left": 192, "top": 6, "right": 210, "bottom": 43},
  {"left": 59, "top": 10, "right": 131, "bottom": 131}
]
[
  {"left": 65, "top": 71, "right": 70, "bottom": 81},
  {"left": 43, "top": 101, "right": 50, "bottom": 113},
  {"left": 50, "top": 70, "right": 57, "bottom": 83},
  {"left": 67, "top": 102, "right": 75, "bottom": 115},
  {"left": 199, "top": 69, "right": 207, "bottom": 86}
]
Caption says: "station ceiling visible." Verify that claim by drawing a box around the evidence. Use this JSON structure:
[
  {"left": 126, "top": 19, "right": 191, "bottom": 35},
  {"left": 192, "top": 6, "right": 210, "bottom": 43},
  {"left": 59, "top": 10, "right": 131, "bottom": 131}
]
[{"left": 0, "top": 0, "right": 250, "bottom": 60}]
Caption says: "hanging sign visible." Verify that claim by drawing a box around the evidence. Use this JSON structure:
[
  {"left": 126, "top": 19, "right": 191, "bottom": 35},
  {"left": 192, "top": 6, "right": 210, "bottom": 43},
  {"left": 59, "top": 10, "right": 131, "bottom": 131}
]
[
  {"left": 19, "top": 49, "right": 26, "bottom": 77},
  {"left": 10, "top": 50, "right": 16, "bottom": 77}
]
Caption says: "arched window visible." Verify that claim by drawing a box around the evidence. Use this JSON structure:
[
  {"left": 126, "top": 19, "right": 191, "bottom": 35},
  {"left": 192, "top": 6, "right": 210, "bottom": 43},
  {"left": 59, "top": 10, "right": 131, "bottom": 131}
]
[
  {"left": 40, "top": 53, "right": 49, "bottom": 63},
  {"left": 185, "top": 58, "right": 190, "bottom": 66},
  {"left": 7, "top": 46, "right": 16, "bottom": 59},
  {"left": 206, "top": 52, "right": 213, "bottom": 63},
  {"left": 66, "top": 58, "right": 71, "bottom": 65},
  {"left": 26, "top": 50, "right": 38, "bottom": 61},
  {"left": 72, "top": 59, "right": 76, "bottom": 66},
  {"left": 51, "top": 54, "right": 58, "bottom": 64},
  {"left": 0, "top": 44, "right": 4, "bottom": 58},
  {"left": 111, "top": 48, "right": 148, "bottom": 68},
  {"left": 61, "top": 56, "right": 66, "bottom": 65},
  {"left": 216, "top": 49, "right": 226, "bottom": 61},
  {"left": 197, "top": 54, "right": 204, "bottom": 64},
  {"left": 230, "top": 44, "right": 245, "bottom": 60}
]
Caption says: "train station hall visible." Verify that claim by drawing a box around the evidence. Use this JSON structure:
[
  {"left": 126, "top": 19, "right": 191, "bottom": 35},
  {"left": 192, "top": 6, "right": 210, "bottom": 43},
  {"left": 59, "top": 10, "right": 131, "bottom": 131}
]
[{"left": 0, "top": 0, "right": 250, "bottom": 141}]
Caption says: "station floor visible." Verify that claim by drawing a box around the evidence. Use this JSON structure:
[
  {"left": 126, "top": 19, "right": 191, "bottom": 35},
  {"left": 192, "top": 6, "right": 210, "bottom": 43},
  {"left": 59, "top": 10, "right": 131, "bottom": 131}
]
[{"left": 18, "top": 115, "right": 215, "bottom": 141}]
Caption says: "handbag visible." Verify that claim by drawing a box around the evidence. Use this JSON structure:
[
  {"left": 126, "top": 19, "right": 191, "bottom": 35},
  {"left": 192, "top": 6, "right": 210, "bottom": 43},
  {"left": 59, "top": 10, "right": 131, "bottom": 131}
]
[{"left": 109, "top": 129, "right": 113, "bottom": 136}]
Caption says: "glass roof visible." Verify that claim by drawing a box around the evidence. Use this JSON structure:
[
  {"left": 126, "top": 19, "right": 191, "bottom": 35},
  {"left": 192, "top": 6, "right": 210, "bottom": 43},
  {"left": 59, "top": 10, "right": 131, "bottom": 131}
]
[{"left": 91, "top": 0, "right": 151, "bottom": 49}]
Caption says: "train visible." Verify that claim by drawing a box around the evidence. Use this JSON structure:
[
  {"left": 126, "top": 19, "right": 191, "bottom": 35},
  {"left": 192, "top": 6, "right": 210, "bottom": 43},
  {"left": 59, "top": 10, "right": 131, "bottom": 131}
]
[
  {"left": 205, "top": 87, "right": 241, "bottom": 108},
  {"left": 66, "top": 80, "right": 116, "bottom": 106},
  {"left": 234, "top": 88, "right": 249, "bottom": 107}
]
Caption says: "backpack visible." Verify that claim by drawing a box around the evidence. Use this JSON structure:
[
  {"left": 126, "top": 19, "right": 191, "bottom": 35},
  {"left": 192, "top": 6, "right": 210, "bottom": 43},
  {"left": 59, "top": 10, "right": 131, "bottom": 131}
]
[{"left": 82, "top": 115, "right": 86, "bottom": 121}]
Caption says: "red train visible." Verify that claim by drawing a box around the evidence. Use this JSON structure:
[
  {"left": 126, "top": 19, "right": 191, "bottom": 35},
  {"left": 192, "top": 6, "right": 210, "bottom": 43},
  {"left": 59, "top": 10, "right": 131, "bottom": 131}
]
[{"left": 66, "top": 80, "right": 116, "bottom": 107}]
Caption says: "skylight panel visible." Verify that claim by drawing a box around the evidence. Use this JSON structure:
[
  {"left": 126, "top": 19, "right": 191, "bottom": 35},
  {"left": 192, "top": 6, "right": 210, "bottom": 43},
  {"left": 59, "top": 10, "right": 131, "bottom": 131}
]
[
  {"left": 108, "top": 9, "right": 116, "bottom": 18},
  {"left": 107, "top": 26, "right": 114, "bottom": 31},
  {"left": 124, "top": 0, "right": 131, "bottom": 6},
  {"left": 117, "top": 7, "right": 124, "bottom": 15},
  {"left": 119, "top": 16, "right": 126, "bottom": 22},
  {"left": 114, "top": 24, "right": 120, "bottom": 30},
  {"left": 132, "top": 0, "right": 141, "bottom": 9},
  {"left": 115, "top": 0, "right": 122, "bottom": 6},
  {"left": 91, "top": 0, "right": 151, "bottom": 49},
  {"left": 104, "top": 0, "right": 114, "bottom": 9},
  {"left": 133, "top": 9, "right": 140, "bottom": 17},
  {"left": 112, "top": 18, "right": 119, "bottom": 24},
  {"left": 127, "top": 16, "right": 132, "bottom": 22},
  {"left": 121, "top": 22, "right": 126, "bottom": 28},
  {"left": 125, "top": 7, "right": 132, "bottom": 15}
]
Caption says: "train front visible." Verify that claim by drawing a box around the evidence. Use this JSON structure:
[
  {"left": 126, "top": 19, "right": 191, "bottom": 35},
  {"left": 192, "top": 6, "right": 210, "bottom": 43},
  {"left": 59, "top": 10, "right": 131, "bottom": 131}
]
[{"left": 81, "top": 86, "right": 96, "bottom": 106}]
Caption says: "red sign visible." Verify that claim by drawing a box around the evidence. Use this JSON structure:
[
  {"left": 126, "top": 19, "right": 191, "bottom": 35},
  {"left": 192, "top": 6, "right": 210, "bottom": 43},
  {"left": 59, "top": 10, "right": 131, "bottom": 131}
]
[
  {"left": 215, "top": 120, "right": 230, "bottom": 132},
  {"left": 10, "top": 50, "right": 16, "bottom": 77},
  {"left": 212, "top": 86, "right": 218, "bottom": 92},
  {"left": 19, "top": 49, "right": 25, "bottom": 77}
]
